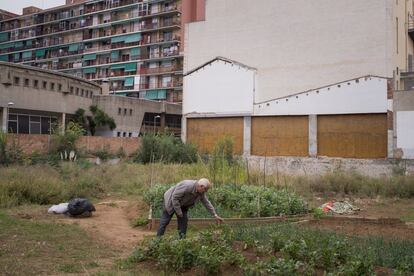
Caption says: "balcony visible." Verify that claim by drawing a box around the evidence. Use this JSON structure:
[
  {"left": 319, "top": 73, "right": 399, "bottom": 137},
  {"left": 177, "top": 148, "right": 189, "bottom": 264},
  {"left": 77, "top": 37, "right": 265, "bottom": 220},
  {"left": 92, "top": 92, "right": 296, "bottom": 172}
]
[
  {"left": 139, "top": 81, "right": 178, "bottom": 90},
  {"left": 139, "top": 66, "right": 179, "bottom": 75},
  {"left": 85, "top": 0, "right": 143, "bottom": 14}
]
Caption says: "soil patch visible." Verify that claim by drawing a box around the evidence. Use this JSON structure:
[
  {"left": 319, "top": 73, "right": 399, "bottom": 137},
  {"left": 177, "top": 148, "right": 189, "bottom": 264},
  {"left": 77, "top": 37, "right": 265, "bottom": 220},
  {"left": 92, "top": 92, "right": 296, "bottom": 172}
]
[{"left": 57, "top": 200, "right": 155, "bottom": 255}]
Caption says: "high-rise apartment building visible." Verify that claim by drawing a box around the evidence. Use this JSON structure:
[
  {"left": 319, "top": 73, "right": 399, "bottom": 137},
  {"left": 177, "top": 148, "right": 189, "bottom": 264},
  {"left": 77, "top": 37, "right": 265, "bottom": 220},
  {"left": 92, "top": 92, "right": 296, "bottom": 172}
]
[{"left": 0, "top": 0, "right": 183, "bottom": 103}]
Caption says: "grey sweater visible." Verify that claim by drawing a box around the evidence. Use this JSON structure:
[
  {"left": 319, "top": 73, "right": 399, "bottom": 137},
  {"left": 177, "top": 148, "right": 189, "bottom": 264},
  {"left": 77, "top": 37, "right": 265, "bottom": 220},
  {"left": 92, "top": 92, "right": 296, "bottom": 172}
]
[{"left": 163, "top": 180, "right": 217, "bottom": 217}]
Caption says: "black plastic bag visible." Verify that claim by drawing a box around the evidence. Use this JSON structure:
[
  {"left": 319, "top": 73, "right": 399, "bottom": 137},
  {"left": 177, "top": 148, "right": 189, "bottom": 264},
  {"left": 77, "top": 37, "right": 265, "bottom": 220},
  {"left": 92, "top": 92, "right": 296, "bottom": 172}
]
[{"left": 67, "top": 198, "right": 96, "bottom": 217}]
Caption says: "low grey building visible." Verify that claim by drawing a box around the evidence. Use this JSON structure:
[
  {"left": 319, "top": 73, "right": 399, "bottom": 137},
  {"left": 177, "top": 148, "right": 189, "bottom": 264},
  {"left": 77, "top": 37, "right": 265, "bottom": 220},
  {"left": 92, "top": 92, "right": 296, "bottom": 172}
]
[{"left": 0, "top": 62, "right": 181, "bottom": 136}]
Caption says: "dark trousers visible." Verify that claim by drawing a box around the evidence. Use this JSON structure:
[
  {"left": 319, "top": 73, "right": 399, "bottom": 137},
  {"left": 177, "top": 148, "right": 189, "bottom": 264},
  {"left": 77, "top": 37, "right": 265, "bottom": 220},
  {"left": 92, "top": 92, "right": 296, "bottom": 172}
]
[{"left": 156, "top": 208, "right": 188, "bottom": 238}]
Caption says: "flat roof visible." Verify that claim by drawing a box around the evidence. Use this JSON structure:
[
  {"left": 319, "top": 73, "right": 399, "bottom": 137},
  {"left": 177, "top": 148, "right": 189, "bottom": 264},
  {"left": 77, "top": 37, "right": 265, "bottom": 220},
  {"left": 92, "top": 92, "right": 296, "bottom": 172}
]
[{"left": 0, "top": 61, "right": 101, "bottom": 88}]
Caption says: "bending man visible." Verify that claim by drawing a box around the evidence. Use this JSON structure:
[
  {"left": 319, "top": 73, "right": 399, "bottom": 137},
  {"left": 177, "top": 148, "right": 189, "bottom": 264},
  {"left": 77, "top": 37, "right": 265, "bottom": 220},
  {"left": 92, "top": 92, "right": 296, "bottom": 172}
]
[{"left": 156, "top": 178, "right": 224, "bottom": 238}]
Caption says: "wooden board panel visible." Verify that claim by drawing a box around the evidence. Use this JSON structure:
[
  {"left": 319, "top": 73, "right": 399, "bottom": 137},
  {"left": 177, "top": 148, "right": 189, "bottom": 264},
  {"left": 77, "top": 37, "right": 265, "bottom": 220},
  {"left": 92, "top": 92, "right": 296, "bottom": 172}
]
[
  {"left": 187, "top": 117, "right": 244, "bottom": 155},
  {"left": 317, "top": 114, "right": 387, "bottom": 158},
  {"left": 251, "top": 116, "right": 309, "bottom": 156}
]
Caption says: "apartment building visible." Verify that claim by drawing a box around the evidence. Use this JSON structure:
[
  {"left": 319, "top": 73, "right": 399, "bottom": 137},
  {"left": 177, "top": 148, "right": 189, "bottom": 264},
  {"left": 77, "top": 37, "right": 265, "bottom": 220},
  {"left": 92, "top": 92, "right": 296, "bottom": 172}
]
[{"left": 0, "top": 0, "right": 183, "bottom": 103}]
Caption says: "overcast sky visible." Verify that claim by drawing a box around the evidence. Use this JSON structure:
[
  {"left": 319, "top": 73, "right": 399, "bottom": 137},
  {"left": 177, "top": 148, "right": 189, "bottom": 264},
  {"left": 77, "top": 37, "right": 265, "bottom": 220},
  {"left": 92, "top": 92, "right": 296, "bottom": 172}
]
[{"left": 0, "top": 0, "right": 65, "bottom": 15}]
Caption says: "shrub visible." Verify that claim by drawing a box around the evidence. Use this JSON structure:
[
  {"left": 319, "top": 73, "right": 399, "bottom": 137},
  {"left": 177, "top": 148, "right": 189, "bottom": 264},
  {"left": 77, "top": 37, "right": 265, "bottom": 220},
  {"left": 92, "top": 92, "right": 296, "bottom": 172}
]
[
  {"left": 134, "top": 134, "right": 197, "bottom": 164},
  {"left": 50, "top": 122, "right": 84, "bottom": 157}
]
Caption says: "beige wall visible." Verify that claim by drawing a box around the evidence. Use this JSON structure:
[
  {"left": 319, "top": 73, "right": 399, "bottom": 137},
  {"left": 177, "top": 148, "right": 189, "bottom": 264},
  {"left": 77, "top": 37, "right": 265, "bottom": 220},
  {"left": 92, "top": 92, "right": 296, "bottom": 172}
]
[
  {"left": 94, "top": 96, "right": 182, "bottom": 136},
  {"left": 185, "top": 0, "right": 407, "bottom": 102},
  {"left": 0, "top": 63, "right": 99, "bottom": 115}
]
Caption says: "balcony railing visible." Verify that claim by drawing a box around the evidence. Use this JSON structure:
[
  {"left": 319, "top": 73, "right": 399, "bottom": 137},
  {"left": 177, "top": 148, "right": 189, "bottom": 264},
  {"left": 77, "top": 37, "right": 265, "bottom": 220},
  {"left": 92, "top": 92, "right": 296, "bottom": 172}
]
[
  {"left": 139, "top": 66, "right": 179, "bottom": 75},
  {"left": 139, "top": 81, "right": 178, "bottom": 90}
]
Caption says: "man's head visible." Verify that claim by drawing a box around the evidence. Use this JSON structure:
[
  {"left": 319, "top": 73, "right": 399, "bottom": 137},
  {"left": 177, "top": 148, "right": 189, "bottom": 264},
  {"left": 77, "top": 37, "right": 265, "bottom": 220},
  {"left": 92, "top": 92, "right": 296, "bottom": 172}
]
[{"left": 196, "top": 178, "right": 212, "bottom": 193}]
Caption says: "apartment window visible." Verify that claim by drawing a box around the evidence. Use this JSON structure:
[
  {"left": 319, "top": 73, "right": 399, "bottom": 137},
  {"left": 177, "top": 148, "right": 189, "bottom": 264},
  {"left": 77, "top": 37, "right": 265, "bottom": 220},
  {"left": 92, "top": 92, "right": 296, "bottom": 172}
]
[
  {"left": 118, "top": 108, "right": 122, "bottom": 115},
  {"left": 123, "top": 132, "right": 127, "bottom": 137},
  {"left": 117, "top": 131, "right": 121, "bottom": 137},
  {"left": 70, "top": 86, "right": 74, "bottom": 93},
  {"left": 14, "top": 77, "right": 20, "bottom": 85},
  {"left": 124, "top": 108, "right": 127, "bottom": 115},
  {"left": 76, "top": 88, "right": 79, "bottom": 95},
  {"left": 42, "top": 81, "right": 47, "bottom": 89},
  {"left": 129, "top": 133, "right": 132, "bottom": 137},
  {"left": 81, "top": 89, "right": 84, "bottom": 96},
  {"left": 58, "top": 84, "right": 62, "bottom": 91},
  {"left": 24, "top": 78, "right": 29, "bottom": 87},
  {"left": 33, "top": 79, "right": 39, "bottom": 88},
  {"left": 129, "top": 109, "right": 132, "bottom": 116},
  {"left": 50, "top": 82, "right": 55, "bottom": 91}
]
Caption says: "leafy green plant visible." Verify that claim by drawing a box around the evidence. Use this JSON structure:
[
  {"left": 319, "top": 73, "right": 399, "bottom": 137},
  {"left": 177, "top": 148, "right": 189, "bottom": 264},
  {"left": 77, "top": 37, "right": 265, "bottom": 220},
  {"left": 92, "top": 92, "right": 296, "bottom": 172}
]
[
  {"left": 71, "top": 106, "right": 116, "bottom": 136},
  {"left": 134, "top": 134, "right": 197, "bottom": 164},
  {"left": 131, "top": 217, "right": 149, "bottom": 227},
  {"left": 50, "top": 121, "right": 84, "bottom": 157},
  {"left": 144, "top": 183, "right": 308, "bottom": 219}
]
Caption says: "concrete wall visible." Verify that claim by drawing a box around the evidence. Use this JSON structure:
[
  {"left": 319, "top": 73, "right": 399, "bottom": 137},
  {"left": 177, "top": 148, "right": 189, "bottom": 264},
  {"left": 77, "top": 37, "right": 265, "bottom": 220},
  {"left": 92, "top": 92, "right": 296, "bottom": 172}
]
[
  {"left": 93, "top": 96, "right": 182, "bottom": 137},
  {"left": 183, "top": 59, "right": 255, "bottom": 116},
  {"left": 0, "top": 63, "right": 98, "bottom": 116},
  {"left": 6, "top": 134, "right": 140, "bottom": 156},
  {"left": 394, "top": 90, "right": 414, "bottom": 158},
  {"left": 254, "top": 76, "right": 388, "bottom": 115},
  {"left": 246, "top": 156, "right": 414, "bottom": 178},
  {"left": 185, "top": 0, "right": 398, "bottom": 102}
]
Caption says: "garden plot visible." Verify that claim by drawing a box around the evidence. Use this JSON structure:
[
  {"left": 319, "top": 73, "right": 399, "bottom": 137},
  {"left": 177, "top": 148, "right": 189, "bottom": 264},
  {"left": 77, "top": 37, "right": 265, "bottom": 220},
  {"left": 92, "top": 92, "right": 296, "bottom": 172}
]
[
  {"left": 143, "top": 183, "right": 308, "bottom": 220},
  {"left": 121, "top": 223, "right": 414, "bottom": 275}
]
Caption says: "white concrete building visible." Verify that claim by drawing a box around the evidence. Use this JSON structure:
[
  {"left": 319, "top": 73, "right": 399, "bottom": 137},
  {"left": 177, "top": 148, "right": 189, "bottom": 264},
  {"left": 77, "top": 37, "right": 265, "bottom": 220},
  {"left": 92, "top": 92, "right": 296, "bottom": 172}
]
[{"left": 183, "top": 0, "right": 414, "bottom": 159}]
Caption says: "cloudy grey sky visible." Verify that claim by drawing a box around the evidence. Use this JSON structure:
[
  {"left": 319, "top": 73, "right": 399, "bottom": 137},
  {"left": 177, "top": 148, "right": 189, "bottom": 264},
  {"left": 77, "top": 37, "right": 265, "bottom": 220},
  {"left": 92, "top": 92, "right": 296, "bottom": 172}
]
[{"left": 0, "top": 0, "right": 65, "bottom": 15}]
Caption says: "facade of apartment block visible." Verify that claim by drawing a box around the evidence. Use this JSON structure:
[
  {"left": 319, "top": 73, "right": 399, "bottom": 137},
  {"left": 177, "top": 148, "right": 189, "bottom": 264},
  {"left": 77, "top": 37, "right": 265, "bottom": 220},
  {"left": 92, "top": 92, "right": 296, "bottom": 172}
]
[{"left": 0, "top": 0, "right": 184, "bottom": 103}]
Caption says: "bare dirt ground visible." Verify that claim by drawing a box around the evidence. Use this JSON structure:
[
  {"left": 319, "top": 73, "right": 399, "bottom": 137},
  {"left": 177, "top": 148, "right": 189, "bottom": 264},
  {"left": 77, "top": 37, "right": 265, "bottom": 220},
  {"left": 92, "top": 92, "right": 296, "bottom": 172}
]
[{"left": 55, "top": 199, "right": 155, "bottom": 256}]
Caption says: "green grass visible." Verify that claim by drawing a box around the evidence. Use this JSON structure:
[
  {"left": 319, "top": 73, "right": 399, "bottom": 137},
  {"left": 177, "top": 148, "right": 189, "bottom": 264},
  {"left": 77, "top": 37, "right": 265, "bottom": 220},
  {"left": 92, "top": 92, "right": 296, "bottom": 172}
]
[
  {"left": 401, "top": 210, "right": 414, "bottom": 222},
  {"left": 1, "top": 162, "right": 413, "bottom": 210},
  {"left": 0, "top": 211, "right": 117, "bottom": 275}
]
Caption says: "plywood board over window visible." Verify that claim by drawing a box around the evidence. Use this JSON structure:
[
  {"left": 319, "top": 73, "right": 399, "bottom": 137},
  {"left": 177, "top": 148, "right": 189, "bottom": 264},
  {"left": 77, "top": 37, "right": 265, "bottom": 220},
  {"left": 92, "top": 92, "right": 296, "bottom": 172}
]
[
  {"left": 187, "top": 117, "right": 244, "bottom": 155},
  {"left": 251, "top": 116, "right": 309, "bottom": 157},
  {"left": 317, "top": 114, "right": 387, "bottom": 158}
]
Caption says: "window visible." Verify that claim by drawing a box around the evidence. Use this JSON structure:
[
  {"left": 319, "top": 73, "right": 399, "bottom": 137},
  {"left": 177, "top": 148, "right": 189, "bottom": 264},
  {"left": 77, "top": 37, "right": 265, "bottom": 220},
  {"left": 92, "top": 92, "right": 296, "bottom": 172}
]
[
  {"left": 29, "top": 116, "right": 40, "bottom": 134},
  {"left": 42, "top": 81, "right": 47, "bottom": 89},
  {"left": 123, "top": 132, "right": 127, "bottom": 137},
  {"left": 129, "top": 132, "right": 132, "bottom": 137},
  {"left": 33, "top": 80, "right": 39, "bottom": 88},
  {"left": 81, "top": 89, "right": 84, "bottom": 96},
  {"left": 76, "top": 88, "right": 79, "bottom": 95},
  {"left": 58, "top": 84, "right": 62, "bottom": 91},
  {"left": 118, "top": 108, "right": 121, "bottom": 115},
  {"left": 50, "top": 82, "right": 55, "bottom": 90},
  {"left": 14, "top": 77, "right": 20, "bottom": 85},
  {"left": 24, "top": 78, "right": 29, "bottom": 86},
  {"left": 117, "top": 132, "right": 121, "bottom": 137},
  {"left": 129, "top": 109, "right": 132, "bottom": 116},
  {"left": 124, "top": 108, "right": 127, "bottom": 115},
  {"left": 70, "top": 86, "right": 74, "bottom": 93}
]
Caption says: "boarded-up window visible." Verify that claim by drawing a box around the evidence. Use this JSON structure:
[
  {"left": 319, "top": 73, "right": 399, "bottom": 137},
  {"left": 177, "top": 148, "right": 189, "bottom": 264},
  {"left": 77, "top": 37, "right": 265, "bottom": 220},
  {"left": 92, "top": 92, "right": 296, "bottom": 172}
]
[
  {"left": 317, "top": 114, "right": 387, "bottom": 158},
  {"left": 251, "top": 116, "right": 309, "bottom": 156},
  {"left": 187, "top": 117, "right": 244, "bottom": 155}
]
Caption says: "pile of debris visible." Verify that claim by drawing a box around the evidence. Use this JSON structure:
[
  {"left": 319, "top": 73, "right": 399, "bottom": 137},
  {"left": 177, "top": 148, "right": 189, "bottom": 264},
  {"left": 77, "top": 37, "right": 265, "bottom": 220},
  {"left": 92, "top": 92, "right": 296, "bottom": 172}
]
[{"left": 319, "top": 200, "right": 360, "bottom": 215}]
